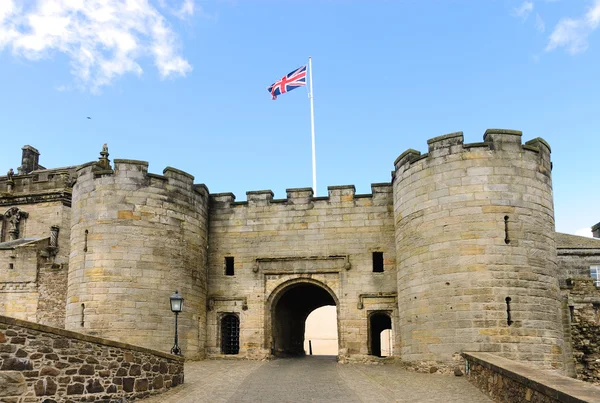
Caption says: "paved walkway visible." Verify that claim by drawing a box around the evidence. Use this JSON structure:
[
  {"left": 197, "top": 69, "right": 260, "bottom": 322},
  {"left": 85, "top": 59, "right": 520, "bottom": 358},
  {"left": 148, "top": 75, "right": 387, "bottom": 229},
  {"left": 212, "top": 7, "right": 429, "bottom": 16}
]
[{"left": 141, "top": 356, "right": 492, "bottom": 403}]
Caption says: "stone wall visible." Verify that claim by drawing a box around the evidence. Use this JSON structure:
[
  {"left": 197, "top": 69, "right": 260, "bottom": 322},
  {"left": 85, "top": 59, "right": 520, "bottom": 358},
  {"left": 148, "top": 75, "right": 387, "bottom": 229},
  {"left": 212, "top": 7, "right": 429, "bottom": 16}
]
[
  {"left": 463, "top": 352, "right": 600, "bottom": 402},
  {"left": 207, "top": 184, "right": 396, "bottom": 359},
  {"left": 1, "top": 166, "right": 73, "bottom": 329},
  {"left": 563, "top": 278, "right": 600, "bottom": 384},
  {"left": 0, "top": 314, "right": 183, "bottom": 403},
  {"left": 0, "top": 240, "right": 47, "bottom": 322},
  {"left": 66, "top": 160, "right": 209, "bottom": 358},
  {"left": 393, "top": 130, "right": 564, "bottom": 369}
]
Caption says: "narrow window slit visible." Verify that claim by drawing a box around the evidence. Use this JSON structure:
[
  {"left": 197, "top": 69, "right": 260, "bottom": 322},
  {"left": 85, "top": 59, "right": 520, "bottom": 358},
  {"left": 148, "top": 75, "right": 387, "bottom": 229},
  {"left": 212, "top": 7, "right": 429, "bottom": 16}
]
[
  {"left": 81, "top": 303, "right": 85, "bottom": 327},
  {"left": 505, "top": 296, "right": 513, "bottom": 326},
  {"left": 225, "top": 256, "right": 234, "bottom": 276},
  {"left": 504, "top": 216, "right": 510, "bottom": 244},
  {"left": 84, "top": 230, "right": 88, "bottom": 252},
  {"left": 569, "top": 306, "right": 575, "bottom": 322},
  {"left": 372, "top": 252, "right": 384, "bottom": 273}
]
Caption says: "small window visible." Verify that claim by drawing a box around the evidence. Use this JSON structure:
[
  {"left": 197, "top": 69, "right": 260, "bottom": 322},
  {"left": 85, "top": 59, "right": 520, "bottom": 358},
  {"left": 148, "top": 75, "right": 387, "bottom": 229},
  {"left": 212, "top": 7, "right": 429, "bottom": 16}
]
[
  {"left": 225, "top": 256, "right": 235, "bottom": 276},
  {"left": 372, "top": 252, "right": 384, "bottom": 273},
  {"left": 9, "top": 263, "right": 14, "bottom": 270},
  {"left": 590, "top": 266, "right": 600, "bottom": 286}
]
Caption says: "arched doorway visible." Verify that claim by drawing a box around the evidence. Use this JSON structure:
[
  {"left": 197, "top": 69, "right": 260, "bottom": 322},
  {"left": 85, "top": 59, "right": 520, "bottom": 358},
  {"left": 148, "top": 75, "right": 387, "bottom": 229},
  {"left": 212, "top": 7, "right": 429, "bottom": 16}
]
[
  {"left": 268, "top": 280, "right": 338, "bottom": 357},
  {"left": 369, "top": 311, "right": 392, "bottom": 357}
]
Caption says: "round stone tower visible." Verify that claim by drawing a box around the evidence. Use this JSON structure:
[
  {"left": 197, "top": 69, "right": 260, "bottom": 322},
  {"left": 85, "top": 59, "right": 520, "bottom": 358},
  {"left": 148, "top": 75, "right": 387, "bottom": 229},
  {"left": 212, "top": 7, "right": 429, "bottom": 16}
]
[
  {"left": 393, "top": 129, "right": 564, "bottom": 370},
  {"left": 66, "top": 154, "right": 209, "bottom": 358}
]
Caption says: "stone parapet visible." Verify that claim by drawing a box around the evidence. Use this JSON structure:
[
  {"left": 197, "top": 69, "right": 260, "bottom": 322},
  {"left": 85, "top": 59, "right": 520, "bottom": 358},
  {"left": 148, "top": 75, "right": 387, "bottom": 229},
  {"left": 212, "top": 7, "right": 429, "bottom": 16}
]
[
  {"left": 0, "top": 315, "right": 183, "bottom": 402},
  {"left": 209, "top": 183, "right": 392, "bottom": 210},
  {"left": 463, "top": 352, "right": 600, "bottom": 402}
]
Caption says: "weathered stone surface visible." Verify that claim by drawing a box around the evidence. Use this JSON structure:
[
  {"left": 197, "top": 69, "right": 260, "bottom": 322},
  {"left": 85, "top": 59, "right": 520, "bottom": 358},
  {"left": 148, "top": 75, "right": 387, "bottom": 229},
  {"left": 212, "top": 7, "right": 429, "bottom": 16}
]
[
  {"left": 66, "top": 383, "right": 84, "bottom": 395},
  {"left": 85, "top": 379, "right": 104, "bottom": 394},
  {"left": 0, "top": 372, "right": 26, "bottom": 397},
  {"left": 123, "top": 377, "right": 135, "bottom": 392},
  {"left": 15, "top": 348, "right": 28, "bottom": 357},
  {"left": 135, "top": 378, "right": 149, "bottom": 392},
  {"left": 78, "top": 364, "right": 94, "bottom": 375},
  {"left": 152, "top": 375, "right": 164, "bottom": 389},
  {"left": 129, "top": 364, "right": 141, "bottom": 376},
  {"left": 34, "top": 378, "right": 57, "bottom": 396},
  {"left": 1, "top": 357, "right": 33, "bottom": 370},
  {"left": 53, "top": 339, "right": 69, "bottom": 349},
  {"left": 40, "top": 366, "right": 60, "bottom": 376}
]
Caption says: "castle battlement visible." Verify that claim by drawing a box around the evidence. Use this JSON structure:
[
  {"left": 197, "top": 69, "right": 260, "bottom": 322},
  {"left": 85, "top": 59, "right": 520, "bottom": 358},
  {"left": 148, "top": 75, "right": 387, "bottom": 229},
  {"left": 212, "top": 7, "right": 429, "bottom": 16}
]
[
  {"left": 393, "top": 129, "right": 552, "bottom": 178},
  {"left": 75, "top": 153, "right": 209, "bottom": 200},
  {"left": 0, "top": 167, "right": 75, "bottom": 194},
  {"left": 209, "top": 183, "right": 393, "bottom": 208}
]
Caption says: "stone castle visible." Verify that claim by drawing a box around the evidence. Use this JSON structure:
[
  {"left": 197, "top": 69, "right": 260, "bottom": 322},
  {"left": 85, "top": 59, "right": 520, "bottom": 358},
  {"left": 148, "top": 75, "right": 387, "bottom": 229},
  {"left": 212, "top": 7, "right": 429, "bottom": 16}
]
[{"left": 2, "top": 129, "right": 600, "bottom": 379}]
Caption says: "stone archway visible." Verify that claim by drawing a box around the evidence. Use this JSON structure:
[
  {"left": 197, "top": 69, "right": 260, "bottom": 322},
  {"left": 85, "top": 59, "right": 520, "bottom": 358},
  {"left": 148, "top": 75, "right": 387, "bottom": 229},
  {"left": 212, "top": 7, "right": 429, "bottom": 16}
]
[
  {"left": 368, "top": 311, "right": 392, "bottom": 357},
  {"left": 266, "top": 279, "right": 339, "bottom": 357}
]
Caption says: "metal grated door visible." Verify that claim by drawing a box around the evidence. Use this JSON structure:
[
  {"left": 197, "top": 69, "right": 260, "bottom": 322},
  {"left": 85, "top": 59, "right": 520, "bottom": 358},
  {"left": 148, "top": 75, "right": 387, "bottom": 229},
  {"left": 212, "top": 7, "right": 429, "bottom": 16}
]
[{"left": 221, "top": 314, "right": 240, "bottom": 354}]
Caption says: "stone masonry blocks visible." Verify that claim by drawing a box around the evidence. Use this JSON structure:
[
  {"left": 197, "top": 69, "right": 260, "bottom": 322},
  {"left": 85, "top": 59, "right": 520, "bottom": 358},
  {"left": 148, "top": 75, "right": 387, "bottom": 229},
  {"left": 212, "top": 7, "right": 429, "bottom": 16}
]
[
  {"left": 392, "top": 129, "right": 564, "bottom": 370},
  {"left": 66, "top": 161, "right": 209, "bottom": 358}
]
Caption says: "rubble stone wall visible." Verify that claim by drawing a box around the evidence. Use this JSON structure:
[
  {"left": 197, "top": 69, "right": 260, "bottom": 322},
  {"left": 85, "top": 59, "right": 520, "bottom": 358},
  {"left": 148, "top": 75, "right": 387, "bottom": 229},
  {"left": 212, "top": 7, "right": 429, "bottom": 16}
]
[
  {"left": 563, "top": 279, "right": 600, "bottom": 384},
  {"left": 0, "top": 314, "right": 183, "bottom": 403}
]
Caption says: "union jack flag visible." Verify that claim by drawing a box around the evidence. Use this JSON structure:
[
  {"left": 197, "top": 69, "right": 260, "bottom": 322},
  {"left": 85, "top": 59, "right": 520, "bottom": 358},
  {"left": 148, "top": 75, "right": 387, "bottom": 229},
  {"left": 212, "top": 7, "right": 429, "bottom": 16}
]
[{"left": 267, "top": 65, "right": 307, "bottom": 100}]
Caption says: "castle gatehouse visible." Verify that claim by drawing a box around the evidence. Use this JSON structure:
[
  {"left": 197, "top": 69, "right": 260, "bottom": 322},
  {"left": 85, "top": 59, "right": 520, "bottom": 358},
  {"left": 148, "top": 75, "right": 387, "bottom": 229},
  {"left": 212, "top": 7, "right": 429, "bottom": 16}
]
[{"left": 2, "top": 129, "right": 600, "bottom": 377}]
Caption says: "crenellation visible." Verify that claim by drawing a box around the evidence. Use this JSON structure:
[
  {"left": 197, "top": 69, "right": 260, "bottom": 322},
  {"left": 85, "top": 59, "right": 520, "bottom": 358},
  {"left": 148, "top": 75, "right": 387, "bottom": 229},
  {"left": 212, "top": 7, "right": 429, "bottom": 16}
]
[
  {"left": 286, "top": 187, "right": 313, "bottom": 204},
  {"left": 246, "top": 190, "right": 274, "bottom": 206},
  {"left": 483, "top": 128, "right": 523, "bottom": 151},
  {"left": 427, "top": 131, "right": 465, "bottom": 158},
  {"left": 393, "top": 149, "right": 421, "bottom": 174},
  {"left": 327, "top": 185, "right": 356, "bottom": 203},
  {"left": 163, "top": 166, "right": 194, "bottom": 184}
]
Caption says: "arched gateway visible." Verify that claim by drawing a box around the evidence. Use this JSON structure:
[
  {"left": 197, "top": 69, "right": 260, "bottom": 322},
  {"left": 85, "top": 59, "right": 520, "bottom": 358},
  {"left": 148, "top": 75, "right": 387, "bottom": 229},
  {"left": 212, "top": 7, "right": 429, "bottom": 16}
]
[{"left": 266, "top": 279, "right": 339, "bottom": 357}]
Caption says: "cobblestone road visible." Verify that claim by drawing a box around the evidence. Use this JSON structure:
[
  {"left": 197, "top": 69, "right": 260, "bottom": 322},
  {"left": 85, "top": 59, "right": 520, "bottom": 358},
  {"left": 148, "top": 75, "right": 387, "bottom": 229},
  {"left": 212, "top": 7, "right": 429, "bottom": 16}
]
[{"left": 141, "top": 356, "right": 492, "bottom": 403}]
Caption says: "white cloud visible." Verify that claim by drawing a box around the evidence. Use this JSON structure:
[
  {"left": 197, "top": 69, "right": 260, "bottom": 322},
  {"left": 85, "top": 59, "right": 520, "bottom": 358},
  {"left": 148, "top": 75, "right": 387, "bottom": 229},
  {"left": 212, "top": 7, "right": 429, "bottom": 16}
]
[
  {"left": 575, "top": 228, "right": 594, "bottom": 238},
  {"left": 0, "top": 0, "right": 193, "bottom": 92},
  {"left": 535, "top": 13, "right": 546, "bottom": 33},
  {"left": 513, "top": 1, "right": 534, "bottom": 20},
  {"left": 546, "top": 0, "right": 600, "bottom": 54},
  {"left": 175, "top": 0, "right": 194, "bottom": 19}
]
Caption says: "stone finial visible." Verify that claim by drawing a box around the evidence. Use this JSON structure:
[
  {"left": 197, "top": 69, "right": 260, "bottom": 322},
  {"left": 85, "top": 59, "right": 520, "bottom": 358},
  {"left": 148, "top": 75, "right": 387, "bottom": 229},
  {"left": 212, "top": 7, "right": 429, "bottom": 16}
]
[
  {"left": 7, "top": 168, "right": 14, "bottom": 182},
  {"left": 98, "top": 143, "right": 112, "bottom": 170}
]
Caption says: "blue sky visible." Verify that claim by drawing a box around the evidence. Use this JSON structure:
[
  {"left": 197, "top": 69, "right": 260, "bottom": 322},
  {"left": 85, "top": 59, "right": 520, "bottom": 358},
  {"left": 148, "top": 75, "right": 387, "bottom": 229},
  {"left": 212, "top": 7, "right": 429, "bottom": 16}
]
[{"left": 0, "top": 0, "right": 599, "bottom": 236}]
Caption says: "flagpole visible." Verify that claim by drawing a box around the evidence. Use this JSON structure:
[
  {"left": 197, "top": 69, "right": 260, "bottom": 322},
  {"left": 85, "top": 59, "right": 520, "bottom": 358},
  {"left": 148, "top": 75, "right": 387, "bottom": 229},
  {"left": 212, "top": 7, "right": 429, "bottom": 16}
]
[{"left": 308, "top": 57, "right": 317, "bottom": 196}]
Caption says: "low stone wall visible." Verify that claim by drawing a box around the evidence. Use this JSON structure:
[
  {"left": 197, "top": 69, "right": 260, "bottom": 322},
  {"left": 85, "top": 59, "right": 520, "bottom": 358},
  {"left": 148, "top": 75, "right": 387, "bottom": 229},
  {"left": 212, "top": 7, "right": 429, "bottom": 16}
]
[
  {"left": 0, "top": 315, "right": 184, "bottom": 402},
  {"left": 463, "top": 352, "right": 600, "bottom": 402}
]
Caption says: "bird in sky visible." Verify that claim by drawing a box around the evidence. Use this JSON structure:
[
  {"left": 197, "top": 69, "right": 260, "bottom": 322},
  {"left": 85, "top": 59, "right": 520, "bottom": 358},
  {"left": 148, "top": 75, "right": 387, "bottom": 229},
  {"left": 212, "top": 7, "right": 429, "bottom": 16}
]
[{"left": 87, "top": 117, "right": 91, "bottom": 119}]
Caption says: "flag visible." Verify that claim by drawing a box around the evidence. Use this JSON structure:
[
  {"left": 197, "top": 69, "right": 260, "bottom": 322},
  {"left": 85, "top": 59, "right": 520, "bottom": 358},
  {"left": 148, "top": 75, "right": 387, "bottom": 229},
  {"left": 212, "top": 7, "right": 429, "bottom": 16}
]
[{"left": 267, "top": 65, "right": 307, "bottom": 100}]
